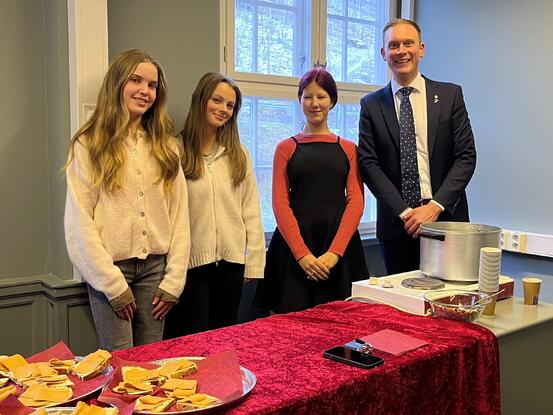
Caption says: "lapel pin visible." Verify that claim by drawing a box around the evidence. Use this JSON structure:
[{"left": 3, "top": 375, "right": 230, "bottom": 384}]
[{"left": 434, "top": 94, "right": 439, "bottom": 104}]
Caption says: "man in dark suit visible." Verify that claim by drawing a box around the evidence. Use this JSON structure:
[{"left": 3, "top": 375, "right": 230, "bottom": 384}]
[{"left": 357, "top": 18, "right": 476, "bottom": 275}]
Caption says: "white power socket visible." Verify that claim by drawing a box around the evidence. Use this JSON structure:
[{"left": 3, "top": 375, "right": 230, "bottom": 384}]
[
  {"left": 499, "top": 231, "right": 510, "bottom": 250},
  {"left": 501, "top": 229, "right": 527, "bottom": 253}
]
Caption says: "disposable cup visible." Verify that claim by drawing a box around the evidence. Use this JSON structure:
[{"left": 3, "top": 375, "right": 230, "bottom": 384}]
[
  {"left": 522, "top": 277, "right": 542, "bottom": 305},
  {"left": 480, "top": 258, "right": 501, "bottom": 267},
  {"left": 481, "top": 293, "right": 497, "bottom": 316},
  {"left": 480, "top": 247, "right": 502, "bottom": 256}
]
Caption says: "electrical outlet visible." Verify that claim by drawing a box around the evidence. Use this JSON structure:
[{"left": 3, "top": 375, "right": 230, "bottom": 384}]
[
  {"left": 499, "top": 230, "right": 510, "bottom": 250},
  {"left": 509, "top": 231, "right": 527, "bottom": 252},
  {"left": 82, "top": 103, "right": 96, "bottom": 121}
]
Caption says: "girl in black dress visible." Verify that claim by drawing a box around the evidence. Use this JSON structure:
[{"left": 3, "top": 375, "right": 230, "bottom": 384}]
[{"left": 254, "top": 68, "right": 369, "bottom": 313}]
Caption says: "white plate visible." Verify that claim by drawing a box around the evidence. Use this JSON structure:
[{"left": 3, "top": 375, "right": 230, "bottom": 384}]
[
  {"left": 13, "top": 356, "right": 114, "bottom": 409},
  {"left": 131, "top": 356, "right": 256, "bottom": 415}
]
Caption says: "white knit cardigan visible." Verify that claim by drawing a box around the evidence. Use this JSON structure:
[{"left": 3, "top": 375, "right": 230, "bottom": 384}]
[{"left": 186, "top": 145, "right": 265, "bottom": 278}]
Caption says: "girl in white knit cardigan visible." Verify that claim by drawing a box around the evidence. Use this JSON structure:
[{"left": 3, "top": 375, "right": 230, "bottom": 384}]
[
  {"left": 164, "top": 72, "right": 265, "bottom": 337},
  {"left": 64, "top": 49, "right": 190, "bottom": 350}
]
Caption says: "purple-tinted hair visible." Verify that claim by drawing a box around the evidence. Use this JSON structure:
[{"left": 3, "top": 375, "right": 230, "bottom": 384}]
[{"left": 297, "top": 67, "right": 338, "bottom": 108}]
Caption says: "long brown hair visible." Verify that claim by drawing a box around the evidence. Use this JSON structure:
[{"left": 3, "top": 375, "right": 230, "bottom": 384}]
[
  {"left": 180, "top": 72, "right": 246, "bottom": 186},
  {"left": 66, "top": 49, "right": 179, "bottom": 192}
]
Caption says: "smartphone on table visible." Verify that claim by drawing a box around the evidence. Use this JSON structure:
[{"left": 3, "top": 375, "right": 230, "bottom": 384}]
[{"left": 323, "top": 346, "right": 384, "bottom": 369}]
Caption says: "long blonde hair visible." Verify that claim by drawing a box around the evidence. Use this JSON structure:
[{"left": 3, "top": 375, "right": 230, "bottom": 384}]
[
  {"left": 66, "top": 49, "right": 179, "bottom": 193},
  {"left": 180, "top": 72, "right": 246, "bottom": 186}
]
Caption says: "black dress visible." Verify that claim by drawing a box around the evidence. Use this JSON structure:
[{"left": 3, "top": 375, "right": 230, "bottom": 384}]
[{"left": 254, "top": 136, "right": 369, "bottom": 313}]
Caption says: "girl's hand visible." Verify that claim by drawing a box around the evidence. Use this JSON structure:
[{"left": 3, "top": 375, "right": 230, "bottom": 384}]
[
  {"left": 298, "top": 254, "right": 330, "bottom": 281},
  {"left": 317, "top": 251, "right": 340, "bottom": 271},
  {"left": 115, "top": 300, "right": 137, "bottom": 321},
  {"left": 152, "top": 296, "right": 175, "bottom": 320}
]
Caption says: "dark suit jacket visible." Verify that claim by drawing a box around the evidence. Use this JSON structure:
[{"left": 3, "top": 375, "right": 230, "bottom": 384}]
[{"left": 357, "top": 76, "right": 477, "bottom": 240}]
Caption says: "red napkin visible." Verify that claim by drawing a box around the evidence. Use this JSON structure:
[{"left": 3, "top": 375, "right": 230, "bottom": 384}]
[
  {"left": 360, "top": 329, "right": 428, "bottom": 356},
  {"left": 27, "top": 341, "right": 74, "bottom": 363},
  {"left": 193, "top": 349, "right": 243, "bottom": 401},
  {"left": 0, "top": 394, "right": 33, "bottom": 415}
]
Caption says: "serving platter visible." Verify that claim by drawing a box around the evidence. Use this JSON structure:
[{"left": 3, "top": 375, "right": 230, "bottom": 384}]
[
  {"left": 7, "top": 357, "right": 114, "bottom": 409},
  {"left": 130, "top": 357, "right": 256, "bottom": 415},
  {"left": 59, "top": 360, "right": 114, "bottom": 407}
]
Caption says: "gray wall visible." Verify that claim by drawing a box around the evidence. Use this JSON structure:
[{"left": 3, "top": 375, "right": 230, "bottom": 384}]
[
  {"left": 108, "top": 0, "right": 221, "bottom": 129},
  {"left": 45, "top": 0, "right": 73, "bottom": 279},
  {"left": 0, "top": 0, "right": 51, "bottom": 279},
  {"left": 416, "top": 0, "right": 553, "bottom": 235}
]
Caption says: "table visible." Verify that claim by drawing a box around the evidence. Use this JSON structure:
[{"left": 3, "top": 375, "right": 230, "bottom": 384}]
[
  {"left": 115, "top": 301, "right": 500, "bottom": 415},
  {"left": 352, "top": 271, "right": 553, "bottom": 414},
  {"left": 478, "top": 297, "right": 553, "bottom": 414}
]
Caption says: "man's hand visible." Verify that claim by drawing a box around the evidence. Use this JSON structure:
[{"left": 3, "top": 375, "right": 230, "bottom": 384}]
[
  {"left": 152, "top": 296, "right": 174, "bottom": 320},
  {"left": 317, "top": 252, "right": 340, "bottom": 272},
  {"left": 298, "top": 254, "right": 330, "bottom": 281},
  {"left": 115, "top": 300, "right": 137, "bottom": 321},
  {"left": 403, "top": 203, "right": 442, "bottom": 237}
]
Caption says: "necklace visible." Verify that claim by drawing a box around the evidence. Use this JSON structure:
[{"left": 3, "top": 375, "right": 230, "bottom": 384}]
[{"left": 203, "top": 142, "right": 220, "bottom": 164}]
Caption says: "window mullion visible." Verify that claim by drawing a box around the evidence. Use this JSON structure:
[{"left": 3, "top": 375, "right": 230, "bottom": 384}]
[
  {"left": 317, "top": 0, "right": 327, "bottom": 67},
  {"left": 310, "top": 0, "right": 320, "bottom": 67},
  {"left": 341, "top": 13, "right": 347, "bottom": 81},
  {"left": 295, "top": 0, "right": 303, "bottom": 74},
  {"left": 252, "top": 98, "right": 259, "bottom": 169},
  {"left": 253, "top": 0, "right": 259, "bottom": 73}
]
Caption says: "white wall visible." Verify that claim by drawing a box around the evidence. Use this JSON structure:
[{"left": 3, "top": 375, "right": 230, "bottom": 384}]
[{"left": 416, "top": 0, "right": 553, "bottom": 235}]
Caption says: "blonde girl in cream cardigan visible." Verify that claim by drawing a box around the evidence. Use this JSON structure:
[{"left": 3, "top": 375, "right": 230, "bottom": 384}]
[
  {"left": 164, "top": 72, "right": 265, "bottom": 337},
  {"left": 64, "top": 49, "right": 190, "bottom": 351}
]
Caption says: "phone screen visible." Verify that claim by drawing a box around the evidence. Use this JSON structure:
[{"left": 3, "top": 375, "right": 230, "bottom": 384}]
[{"left": 323, "top": 346, "right": 384, "bottom": 369}]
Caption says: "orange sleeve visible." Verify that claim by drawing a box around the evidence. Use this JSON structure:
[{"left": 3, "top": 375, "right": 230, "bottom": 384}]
[
  {"left": 271, "top": 139, "right": 311, "bottom": 260},
  {"left": 328, "top": 140, "right": 365, "bottom": 256}
]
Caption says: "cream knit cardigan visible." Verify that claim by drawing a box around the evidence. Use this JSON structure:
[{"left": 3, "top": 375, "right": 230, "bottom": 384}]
[
  {"left": 64, "top": 135, "right": 190, "bottom": 301},
  {"left": 186, "top": 145, "right": 265, "bottom": 278}
]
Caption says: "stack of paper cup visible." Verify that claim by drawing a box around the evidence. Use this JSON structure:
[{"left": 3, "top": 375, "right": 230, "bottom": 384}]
[{"left": 478, "top": 247, "right": 502, "bottom": 316}]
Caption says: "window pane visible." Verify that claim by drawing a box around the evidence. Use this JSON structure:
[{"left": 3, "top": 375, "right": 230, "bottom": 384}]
[
  {"left": 258, "top": 6, "right": 296, "bottom": 76},
  {"left": 348, "top": 0, "right": 377, "bottom": 21},
  {"left": 326, "top": 0, "right": 387, "bottom": 85},
  {"left": 235, "top": 0, "right": 309, "bottom": 77},
  {"left": 328, "top": 0, "right": 344, "bottom": 16},
  {"left": 239, "top": 98, "right": 254, "bottom": 149},
  {"left": 326, "top": 17, "right": 343, "bottom": 81},
  {"left": 257, "top": 99, "right": 297, "bottom": 166},
  {"left": 239, "top": 97, "right": 299, "bottom": 231},
  {"left": 235, "top": 1, "right": 254, "bottom": 72},
  {"left": 256, "top": 168, "right": 276, "bottom": 231},
  {"left": 347, "top": 21, "right": 377, "bottom": 84}
]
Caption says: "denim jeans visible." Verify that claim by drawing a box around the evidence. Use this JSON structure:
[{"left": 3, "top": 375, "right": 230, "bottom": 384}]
[{"left": 88, "top": 254, "right": 166, "bottom": 351}]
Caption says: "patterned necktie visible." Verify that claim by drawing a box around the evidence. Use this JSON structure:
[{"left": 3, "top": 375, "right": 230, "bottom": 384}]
[{"left": 398, "top": 86, "right": 421, "bottom": 208}]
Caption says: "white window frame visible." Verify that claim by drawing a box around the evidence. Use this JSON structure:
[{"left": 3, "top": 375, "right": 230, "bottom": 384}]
[{"left": 220, "top": 0, "right": 398, "bottom": 235}]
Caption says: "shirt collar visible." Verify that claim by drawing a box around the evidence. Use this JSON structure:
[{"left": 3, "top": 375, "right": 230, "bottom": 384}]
[{"left": 391, "top": 72, "right": 424, "bottom": 97}]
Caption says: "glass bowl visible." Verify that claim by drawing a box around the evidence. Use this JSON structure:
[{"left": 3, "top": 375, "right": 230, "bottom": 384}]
[{"left": 423, "top": 290, "right": 492, "bottom": 323}]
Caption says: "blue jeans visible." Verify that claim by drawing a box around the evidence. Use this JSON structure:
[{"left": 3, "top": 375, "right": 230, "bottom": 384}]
[{"left": 87, "top": 254, "right": 166, "bottom": 351}]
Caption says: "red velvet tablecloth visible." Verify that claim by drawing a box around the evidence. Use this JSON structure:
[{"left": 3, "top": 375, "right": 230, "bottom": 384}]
[{"left": 115, "top": 301, "right": 500, "bottom": 415}]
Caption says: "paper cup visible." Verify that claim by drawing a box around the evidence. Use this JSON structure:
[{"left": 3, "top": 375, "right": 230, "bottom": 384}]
[
  {"left": 522, "top": 277, "right": 542, "bottom": 305},
  {"left": 481, "top": 294, "right": 497, "bottom": 316}
]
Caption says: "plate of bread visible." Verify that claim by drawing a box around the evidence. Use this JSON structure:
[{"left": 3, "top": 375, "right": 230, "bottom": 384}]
[
  {"left": 108, "top": 356, "right": 255, "bottom": 414},
  {"left": 0, "top": 349, "right": 114, "bottom": 409}
]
